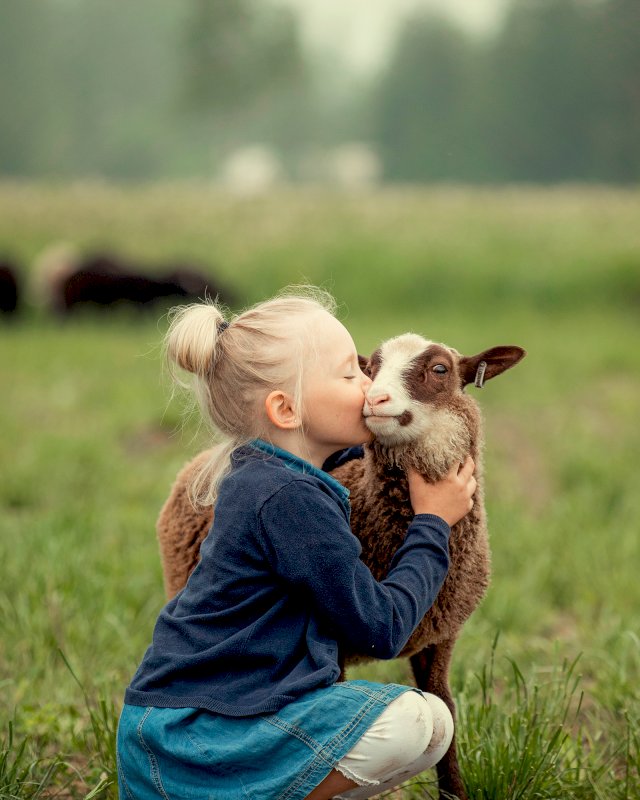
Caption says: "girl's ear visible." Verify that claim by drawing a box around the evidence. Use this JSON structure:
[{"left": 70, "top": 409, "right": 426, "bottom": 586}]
[{"left": 265, "top": 390, "right": 301, "bottom": 430}]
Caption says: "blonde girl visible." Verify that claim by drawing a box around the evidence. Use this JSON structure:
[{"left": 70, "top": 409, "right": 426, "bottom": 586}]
[{"left": 117, "top": 287, "right": 476, "bottom": 800}]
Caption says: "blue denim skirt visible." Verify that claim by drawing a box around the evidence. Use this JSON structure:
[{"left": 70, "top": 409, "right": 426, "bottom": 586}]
[{"left": 117, "top": 679, "right": 416, "bottom": 800}]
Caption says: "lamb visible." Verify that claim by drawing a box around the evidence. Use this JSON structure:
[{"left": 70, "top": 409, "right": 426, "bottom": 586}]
[{"left": 156, "top": 333, "right": 525, "bottom": 800}]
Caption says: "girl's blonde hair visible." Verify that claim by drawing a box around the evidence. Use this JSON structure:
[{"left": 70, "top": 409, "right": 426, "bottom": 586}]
[{"left": 164, "top": 285, "right": 337, "bottom": 507}]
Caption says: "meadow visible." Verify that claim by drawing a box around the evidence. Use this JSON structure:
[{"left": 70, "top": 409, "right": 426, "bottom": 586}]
[{"left": 0, "top": 183, "right": 639, "bottom": 798}]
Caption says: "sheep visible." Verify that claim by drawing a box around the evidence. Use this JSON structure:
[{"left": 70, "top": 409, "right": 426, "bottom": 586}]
[
  {"left": 156, "top": 334, "right": 525, "bottom": 800},
  {"left": 32, "top": 243, "right": 233, "bottom": 315},
  {"left": 53, "top": 252, "right": 215, "bottom": 313},
  {"left": 0, "top": 260, "right": 20, "bottom": 314}
]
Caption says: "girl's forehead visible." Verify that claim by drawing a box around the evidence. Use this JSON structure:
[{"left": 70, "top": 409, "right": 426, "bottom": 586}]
[
  {"left": 303, "top": 312, "right": 355, "bottom": 367},
  {"left": 312, "top": 313, "right": 353, "bottom": 349}
]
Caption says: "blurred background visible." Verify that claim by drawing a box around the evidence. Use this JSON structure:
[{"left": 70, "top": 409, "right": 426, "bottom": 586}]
[
  {"left": 1, "top": 1, "right": 639, "bottom": 798},
  {"left": 1, "top": 0, "right": 638, "bottom": 185}
]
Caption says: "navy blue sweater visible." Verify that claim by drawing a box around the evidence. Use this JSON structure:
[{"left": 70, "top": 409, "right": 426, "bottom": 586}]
[{"left": 124, "top": 440, "right": 451, "bottom": 716}]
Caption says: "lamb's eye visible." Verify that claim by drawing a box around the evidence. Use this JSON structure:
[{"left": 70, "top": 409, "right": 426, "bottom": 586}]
[{"left": 432, "top": 364, "right": 448, "bottom": 374}]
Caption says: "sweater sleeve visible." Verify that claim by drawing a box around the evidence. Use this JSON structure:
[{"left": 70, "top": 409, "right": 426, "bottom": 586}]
[{"left": 257, "top": 479, "right": 450, "bottom": 659}]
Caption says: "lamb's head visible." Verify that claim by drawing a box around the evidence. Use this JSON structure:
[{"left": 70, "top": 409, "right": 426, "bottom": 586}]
[{"left": 361, "top": 333, "right": 525, "bottom": 472}]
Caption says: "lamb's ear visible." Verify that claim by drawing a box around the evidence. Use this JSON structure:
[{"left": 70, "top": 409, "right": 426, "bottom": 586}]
[
  {"left": 459, "top": 346, "right": 526, "bottom": 388},
  {"left": 358, "top": 354, "right": 372, "bottom": 377}
]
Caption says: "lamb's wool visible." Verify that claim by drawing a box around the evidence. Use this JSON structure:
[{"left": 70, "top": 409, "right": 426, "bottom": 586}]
[{"left": 157, "top": 449, "right": 214, "bottom": 599}]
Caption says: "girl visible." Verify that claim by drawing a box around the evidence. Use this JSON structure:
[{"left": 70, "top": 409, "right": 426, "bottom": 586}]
[{"left": 117, "top": 287, "right": 476, "bottom": 800}]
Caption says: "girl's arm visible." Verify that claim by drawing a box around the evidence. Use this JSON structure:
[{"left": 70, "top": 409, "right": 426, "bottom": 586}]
[{"left": 257, "top": 480, "right": 452, "bottom": 660}]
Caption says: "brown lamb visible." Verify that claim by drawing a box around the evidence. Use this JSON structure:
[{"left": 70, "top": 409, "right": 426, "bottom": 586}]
[{"left": 156, "top": 333, "right": 525, "bottom": 800}]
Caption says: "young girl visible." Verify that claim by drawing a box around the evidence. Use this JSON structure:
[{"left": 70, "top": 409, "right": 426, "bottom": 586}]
[{"left": 117, "top": 287, "right": 476, "bottom": 800}]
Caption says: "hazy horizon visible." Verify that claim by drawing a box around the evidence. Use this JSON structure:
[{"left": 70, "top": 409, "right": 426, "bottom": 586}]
[{"left": 277, "top": 0, "right": 511, "bottom": 73}]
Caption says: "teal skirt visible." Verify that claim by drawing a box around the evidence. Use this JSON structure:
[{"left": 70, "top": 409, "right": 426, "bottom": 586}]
[{"left": 117, "top": 679, "right": 416, "bottom": 800}]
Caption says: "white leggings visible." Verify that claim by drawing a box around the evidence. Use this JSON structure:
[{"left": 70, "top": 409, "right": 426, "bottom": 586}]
[{"left": 333, "top": 691, "right": 454, "bottom": 799}]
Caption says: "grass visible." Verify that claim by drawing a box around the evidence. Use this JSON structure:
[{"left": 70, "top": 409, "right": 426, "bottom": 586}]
[
  {"left": 0, "top": 183, "right": 639, "bottom": 797},
  {"left": 0, "top": 720, "right": 66, "bottom": 799}
]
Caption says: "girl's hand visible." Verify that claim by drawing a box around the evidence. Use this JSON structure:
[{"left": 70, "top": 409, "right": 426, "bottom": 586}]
[{"left": 407, "top": 457, "right": 477, "bottom": 527}]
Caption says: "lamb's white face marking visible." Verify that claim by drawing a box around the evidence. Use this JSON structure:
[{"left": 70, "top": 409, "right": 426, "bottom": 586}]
[
  {"left": 363, "top": 333, "right": 467, "bottom": 458},
  {"left": 364, "top": 333, "right": 434, "bottom": 445}
]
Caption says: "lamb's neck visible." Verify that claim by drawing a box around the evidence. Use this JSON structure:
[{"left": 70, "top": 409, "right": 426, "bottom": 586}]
[{"left": 371, "top": 420, "right": 474, "bottom": 481}]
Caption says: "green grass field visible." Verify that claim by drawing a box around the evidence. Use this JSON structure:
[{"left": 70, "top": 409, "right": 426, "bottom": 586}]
[{"left": 1, "top": 184, "right": 639, "bottom": 798}]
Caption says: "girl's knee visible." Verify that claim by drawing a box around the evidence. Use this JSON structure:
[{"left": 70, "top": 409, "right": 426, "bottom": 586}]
[
  {"left": 418, "top": 692, "right": 455, "bottom": 761},
  {"left": 376, "top": 690, "right": 434, "bottom": 767},
  {"left": 337, "top": 691, "right": 434, "bottom": 784},
  {"left": 335, "top": 692, "right": 455, "bottom": 799}
]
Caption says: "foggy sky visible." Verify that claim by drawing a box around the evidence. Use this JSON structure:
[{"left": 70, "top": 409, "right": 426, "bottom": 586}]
[{"left": 278, "top": 0, "right": 511, "bottom": 73}]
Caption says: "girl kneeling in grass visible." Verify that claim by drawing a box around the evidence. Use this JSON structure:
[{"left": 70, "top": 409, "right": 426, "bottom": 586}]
[{"left": 117, "top": 287, "right": 476, "bottom": 800}]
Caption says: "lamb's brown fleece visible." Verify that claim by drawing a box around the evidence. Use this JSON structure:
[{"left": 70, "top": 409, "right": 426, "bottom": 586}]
[{"left": 157, "top": 448, "right": 214, "bottom": 600}]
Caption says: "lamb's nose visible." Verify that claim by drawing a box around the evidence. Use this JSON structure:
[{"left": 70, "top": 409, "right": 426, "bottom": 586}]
[{"left": 367, "top": 393, "right": 391, "bottom": 406}]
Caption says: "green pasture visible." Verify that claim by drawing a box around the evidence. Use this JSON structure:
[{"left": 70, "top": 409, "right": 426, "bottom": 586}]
[{"left": 1, "top": 184, "right": 639, "bottom": 798}]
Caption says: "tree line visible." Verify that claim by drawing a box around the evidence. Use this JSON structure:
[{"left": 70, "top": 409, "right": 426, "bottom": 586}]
[
  {"left": 376, "top": 0, "right": 640, "bottom": 183},
  {"left": 0, "top": 0, "right": 637, "bottom": 183}
]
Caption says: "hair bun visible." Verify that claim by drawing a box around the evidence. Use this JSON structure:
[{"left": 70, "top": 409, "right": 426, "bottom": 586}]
[{"left": 166, "top": 302, "right": 226, "bottom": 377}]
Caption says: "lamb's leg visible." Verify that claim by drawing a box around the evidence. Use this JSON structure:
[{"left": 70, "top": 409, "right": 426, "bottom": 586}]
[{"left": 410, "top": 641, "right": 468, "bottom": 800}]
